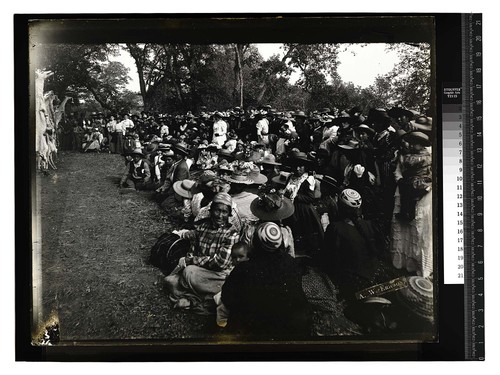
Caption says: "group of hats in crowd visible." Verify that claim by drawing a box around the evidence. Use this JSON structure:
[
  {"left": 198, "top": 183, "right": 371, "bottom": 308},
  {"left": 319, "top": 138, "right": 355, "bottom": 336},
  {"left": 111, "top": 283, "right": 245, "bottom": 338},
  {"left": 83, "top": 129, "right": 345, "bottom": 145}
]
[{"left": 118, "top": 103, "right": 433, "bottom": 200}]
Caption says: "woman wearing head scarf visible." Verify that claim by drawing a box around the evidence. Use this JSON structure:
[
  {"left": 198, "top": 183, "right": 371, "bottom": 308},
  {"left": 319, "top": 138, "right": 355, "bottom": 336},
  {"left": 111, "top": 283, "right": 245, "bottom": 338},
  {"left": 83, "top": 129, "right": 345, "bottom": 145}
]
[
  {"left": 221, "top": 222, "right": 311, "bottom": 338},
  {"left": 165, "top": 193, "right": 240, "bottom": 313}
]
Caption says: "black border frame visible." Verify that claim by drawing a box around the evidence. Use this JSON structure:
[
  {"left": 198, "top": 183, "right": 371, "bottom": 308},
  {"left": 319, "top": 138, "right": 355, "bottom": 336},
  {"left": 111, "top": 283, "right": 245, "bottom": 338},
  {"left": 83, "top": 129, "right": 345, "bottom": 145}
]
[{"left": 15, "top": 13, "right": 466, "bottom": 361}]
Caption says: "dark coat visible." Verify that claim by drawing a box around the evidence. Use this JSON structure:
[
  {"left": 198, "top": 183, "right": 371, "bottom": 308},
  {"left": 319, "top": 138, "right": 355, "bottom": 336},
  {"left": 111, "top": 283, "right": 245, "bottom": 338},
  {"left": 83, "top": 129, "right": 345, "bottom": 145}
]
[
  {"left": 221, "top": 252, "right": 311, "bottom": 338},
  {"left": 172, "top": 158, "right": 191, "bottom": 183}
]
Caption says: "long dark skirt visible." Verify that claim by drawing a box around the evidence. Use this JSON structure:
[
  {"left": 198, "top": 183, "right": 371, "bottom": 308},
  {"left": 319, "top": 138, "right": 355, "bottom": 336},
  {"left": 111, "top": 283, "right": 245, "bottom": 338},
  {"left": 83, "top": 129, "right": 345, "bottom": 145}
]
[
  {"left": 286, "top": 202, "right": 324, "bottom": 257},
  {"left": 115, "top": 132, "right": 124, "bottom": 154}
]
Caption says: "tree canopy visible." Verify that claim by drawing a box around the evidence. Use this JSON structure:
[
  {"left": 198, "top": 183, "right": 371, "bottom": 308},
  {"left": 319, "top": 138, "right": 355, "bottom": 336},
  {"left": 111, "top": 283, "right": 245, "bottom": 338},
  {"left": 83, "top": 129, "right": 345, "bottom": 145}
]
[{"left": 33, "top": 42, "right": 432, "bottom": 116}]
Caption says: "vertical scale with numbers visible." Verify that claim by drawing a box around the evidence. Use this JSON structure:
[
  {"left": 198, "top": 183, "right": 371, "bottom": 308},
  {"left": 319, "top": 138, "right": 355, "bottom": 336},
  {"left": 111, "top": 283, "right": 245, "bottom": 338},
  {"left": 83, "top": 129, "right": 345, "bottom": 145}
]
[
  {"left": 443, "top": 84, "right": 464, "bottom": 284},
  {"left": 462, "top": 13, "right": 484, "bottom": 360}
]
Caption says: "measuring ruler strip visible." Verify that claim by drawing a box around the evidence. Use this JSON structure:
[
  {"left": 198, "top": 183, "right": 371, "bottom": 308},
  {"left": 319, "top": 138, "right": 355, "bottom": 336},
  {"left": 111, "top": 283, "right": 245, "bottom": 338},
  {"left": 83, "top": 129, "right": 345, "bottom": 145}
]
[
  {"left": 442, "top": 85, "right": 464, "bottom": 285},
  {"left": 462, "top": 13, "right": 484, "bottom": 361}
]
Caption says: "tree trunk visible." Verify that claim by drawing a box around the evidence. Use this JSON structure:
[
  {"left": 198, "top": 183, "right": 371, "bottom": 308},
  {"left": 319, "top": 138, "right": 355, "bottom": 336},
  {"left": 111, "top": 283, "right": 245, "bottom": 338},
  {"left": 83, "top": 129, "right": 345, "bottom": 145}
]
[
  {"left": 257, "top": 83, "right": 267, "bottom": 103},
  {"left": 126, "top": 43, "right": 148, "bottom": 108},
  {"left": 169, "top": 54, "right": 185, "bottom": 109},
  {"left": 233, "top": 44, "right": 244, "bottom": 107}
]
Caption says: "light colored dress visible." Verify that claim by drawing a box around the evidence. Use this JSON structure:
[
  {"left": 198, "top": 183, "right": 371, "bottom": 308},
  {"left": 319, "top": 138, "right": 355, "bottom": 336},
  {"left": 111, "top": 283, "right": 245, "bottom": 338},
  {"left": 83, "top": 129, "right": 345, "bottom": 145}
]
[{"left": 390, "top": 148, "right": 433, "bottom": 277}]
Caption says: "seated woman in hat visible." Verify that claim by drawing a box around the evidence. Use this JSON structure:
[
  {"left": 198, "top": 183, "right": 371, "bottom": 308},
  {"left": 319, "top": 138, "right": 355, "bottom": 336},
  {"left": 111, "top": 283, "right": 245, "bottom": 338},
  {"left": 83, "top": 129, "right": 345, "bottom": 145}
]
[
  {"left": 320, "top": 188, "right": 389, "bottom": 331},
  {"left": 221, "top": 221, "right": 311, "bottom": 337},
  {"left": 256, "top": 153, "right": 282, "bottom": 182},
  {"left": 82, "top": 127, "right": 103, "bottom": 153},
  {"left": 224, "top": 169, "right": 260, "bottom": 224},
  {"left": 240, "top": 185, "right": 296, "bottom": 257},
  {"left": 119, "top": 148, "right": 153, "bottom": 191},
  {"left": 165, "top": 193, "right": 240, "bottom": 312},
  {"left": 194, "top": 142, "right": 210, "bottom": 170},
  {"left": 282, "top": 152, "right": 324, "bottom": 257},
  {"left": 171, "top": 179, "right": 196, "bottom": 223},
  {"left": 338, "top": 138, "right": 378, "bottom": 219},
  {"left": 391, "top": 131, "right": 432, "bottom": 278},
  {"left": 224, "top": 132, "right": 238, "bottom": 153}
]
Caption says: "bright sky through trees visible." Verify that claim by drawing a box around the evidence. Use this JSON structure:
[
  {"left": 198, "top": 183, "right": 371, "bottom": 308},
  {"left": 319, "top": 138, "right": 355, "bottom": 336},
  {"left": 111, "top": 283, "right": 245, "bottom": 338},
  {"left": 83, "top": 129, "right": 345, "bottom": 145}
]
[{"left": 114, "top": 43, "right": 400, "bottom": 93}]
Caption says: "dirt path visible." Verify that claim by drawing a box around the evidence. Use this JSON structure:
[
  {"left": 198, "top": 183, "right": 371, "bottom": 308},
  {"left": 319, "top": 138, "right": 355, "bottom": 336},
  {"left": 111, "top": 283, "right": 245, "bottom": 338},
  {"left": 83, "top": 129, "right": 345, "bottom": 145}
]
[{"left": 40, "top": 152, "right": 213, "bottom": 342}]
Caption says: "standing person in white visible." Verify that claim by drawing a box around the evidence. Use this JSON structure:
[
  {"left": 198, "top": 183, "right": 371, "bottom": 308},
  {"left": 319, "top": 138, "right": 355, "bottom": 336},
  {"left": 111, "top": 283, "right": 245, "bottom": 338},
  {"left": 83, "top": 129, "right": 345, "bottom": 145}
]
[
  {"left": 212, "top": 112, "right": 228, "bottom": 147},
  {"left": 256, "top": 111, "right": 270, "bottom": 146}
]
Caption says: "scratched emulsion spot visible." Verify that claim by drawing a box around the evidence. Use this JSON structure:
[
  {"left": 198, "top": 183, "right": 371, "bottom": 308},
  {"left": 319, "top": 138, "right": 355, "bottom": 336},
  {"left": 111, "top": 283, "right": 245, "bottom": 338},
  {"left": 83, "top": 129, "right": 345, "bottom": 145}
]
[{"left": 32, "top": 312, "right": 60, "bottom": 346}]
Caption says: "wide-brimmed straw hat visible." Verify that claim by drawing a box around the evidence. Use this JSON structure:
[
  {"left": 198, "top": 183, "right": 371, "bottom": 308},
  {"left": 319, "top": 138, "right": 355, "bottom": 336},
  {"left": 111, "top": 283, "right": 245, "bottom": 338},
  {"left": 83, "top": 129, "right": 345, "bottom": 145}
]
[
  {"left": 257, "top": 154, "right": 282, "bottom": 166},
  {"left": 355, "top": 124, "right": 376, "bottom": 135},
  {"left": 158, "top": 143, "right": 171, "bottom": 151},
  {"left": 131, "top": 148, "right": 144, "bottom": 157},
  {"left": 402, "top": 131, "right": 431, "bottom": 147},
  {"left": 224, "top": 170, "right": 254, "bottom": 185},
  {"left": 190, "top": 171, "right": 217, "bottom": 195},
  {"left": 244, "top": 150, "right": 262, "bottom": 163},
  {"left": 247, "top": 166, "right": 268, "bottom": 185},
  {"left": 216, "top": 159, "right": 234, "bottom": 172},
  {"left": 396, "top": 276, "right": 434, "bottom": 321},
  {"left": 338, "top": 139, "right": 360, "bottom": 150},
  {"left": 250, "top": 193, "right": 294, "bottom": 221},
  {"left": 173, "top": 179, "right": 196, "bottom": 199},
  {"left": 145, "top": 142, "right": 159, "bottom": 154},
  {"left": 409, "top": 116, "right": 432, "bottom": 132}
]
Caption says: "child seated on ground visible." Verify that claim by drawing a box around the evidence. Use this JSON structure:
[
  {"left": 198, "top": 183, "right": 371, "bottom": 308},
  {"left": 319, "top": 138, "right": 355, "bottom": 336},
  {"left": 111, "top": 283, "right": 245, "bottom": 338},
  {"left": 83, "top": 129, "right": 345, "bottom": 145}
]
[{"left": 213, "top": 242, "right": 250, "bottom": 328}]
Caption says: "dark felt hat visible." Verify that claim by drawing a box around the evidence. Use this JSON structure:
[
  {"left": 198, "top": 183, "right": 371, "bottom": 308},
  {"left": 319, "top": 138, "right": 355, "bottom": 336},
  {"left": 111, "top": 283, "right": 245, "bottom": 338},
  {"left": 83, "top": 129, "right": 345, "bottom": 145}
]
[
  {"left": 284, "top": 151, "right": 314, "bottom": 167},
  {"left": 271, "top": 171, "right": 292, "bottom": 186},
  {"left": 250, "top": 194, "right": 294, "bottom": 221},
  {"left": 171, "top": 143, "right": 190, "bottom": 156}
]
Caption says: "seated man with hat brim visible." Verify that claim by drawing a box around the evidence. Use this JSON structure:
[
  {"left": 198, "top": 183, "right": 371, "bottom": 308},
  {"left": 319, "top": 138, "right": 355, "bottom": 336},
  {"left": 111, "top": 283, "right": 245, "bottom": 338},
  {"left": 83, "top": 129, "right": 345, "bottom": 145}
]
[
  {"left": 152, "top": 144, "right": 174, "bottom": 184},
  {"left": 165, "top": 192, "right": 241, "bottom": 312},
  {"left": 155, "top": 143, "right": 193, "bottom": 210},
  {"left": 156, "top": 143, "right": 192, "bottom": 195},
  {"left": 119, "top": 148, "right": 154, "bottom": 192}
]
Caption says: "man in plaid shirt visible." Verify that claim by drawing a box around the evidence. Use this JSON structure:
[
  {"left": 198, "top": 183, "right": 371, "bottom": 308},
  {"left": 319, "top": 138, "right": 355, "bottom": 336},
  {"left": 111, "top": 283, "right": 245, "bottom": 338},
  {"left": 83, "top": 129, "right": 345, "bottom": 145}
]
[{"left": 165, "top": 192, "right": 240, "bottom": 310}]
